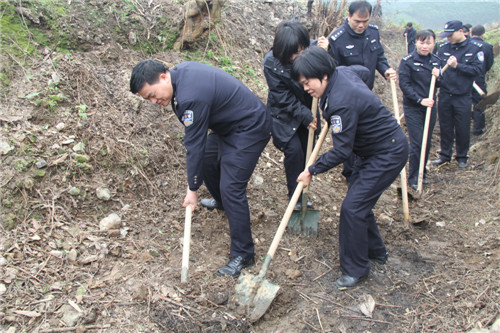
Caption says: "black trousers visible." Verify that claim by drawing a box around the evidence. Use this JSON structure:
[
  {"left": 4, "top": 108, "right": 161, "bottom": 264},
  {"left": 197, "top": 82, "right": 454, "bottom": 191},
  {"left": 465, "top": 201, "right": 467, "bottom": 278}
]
[
  {"left": 339, "top": 130, "right": 408, "bottom": 278},
  {"left": 404, "top": 103, "right": 437, "bottom": 185},
  {"left": 437, "top": 93, "right": 472, "bottom": 163},
  {"left": 202, "top": 130, "right": 270, "bottom": 259},
  {"left": 281, "top": 125, "right": 308, "bottom": 200}
]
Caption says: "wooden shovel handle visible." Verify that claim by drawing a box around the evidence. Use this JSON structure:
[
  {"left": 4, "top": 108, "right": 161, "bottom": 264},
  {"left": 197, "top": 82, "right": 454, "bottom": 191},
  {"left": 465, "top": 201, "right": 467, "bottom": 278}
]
[
  {"left": 262, "top": 117, "right": 329, "bottom": 271},
  {"left": 181, "top": 204, "right": 193, "bottom": 283},
  {"left": 417, "top": 64, "right": 449, "bottom": 193},
  {"left": 390, "top": 78, "right": 411, "bottom": 224}
]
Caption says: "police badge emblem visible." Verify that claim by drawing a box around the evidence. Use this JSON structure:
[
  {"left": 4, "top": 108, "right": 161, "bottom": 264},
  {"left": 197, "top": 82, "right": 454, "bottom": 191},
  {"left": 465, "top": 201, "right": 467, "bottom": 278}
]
[
  {"left": 478, "top": 51, "right": 484, "bottom": 62},
  {"left": 183, "top": 110, "right": 194, "bottom": 127},
  {"left": 331, "top": 115, "right": 342, "bottom": 134}
]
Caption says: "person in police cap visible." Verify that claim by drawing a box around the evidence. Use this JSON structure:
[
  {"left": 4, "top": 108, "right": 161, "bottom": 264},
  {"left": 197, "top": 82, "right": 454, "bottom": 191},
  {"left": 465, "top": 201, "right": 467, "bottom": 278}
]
[
  {"left": 327, "top": 0, "right": 396, "bottom": 182},
  {"left": 398, "top": 29, "right": 443, "bottom": 190},
  {"left": 470, "top": 24, "right": 494, "bottom": 135},
  {"left": 432, "top": 20, "right": 483, "bottom": 169},
  {"left": 130, "top": 60, "right": 271, "bottom": 278},
  {"left": 292, "top": 46, "right": 408, "bottom": 289}
]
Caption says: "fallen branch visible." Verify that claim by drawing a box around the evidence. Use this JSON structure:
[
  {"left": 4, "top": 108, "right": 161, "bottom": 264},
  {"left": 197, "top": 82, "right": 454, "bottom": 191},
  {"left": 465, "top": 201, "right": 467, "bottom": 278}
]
[{"left": 39, "top": 324, "right": 111, "bottom": 333}]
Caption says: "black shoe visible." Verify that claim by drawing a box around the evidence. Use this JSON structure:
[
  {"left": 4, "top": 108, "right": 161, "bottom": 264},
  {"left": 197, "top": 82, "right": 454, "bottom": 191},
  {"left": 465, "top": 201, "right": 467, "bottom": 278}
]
[
  {"left": 410, "top": 183, "right": 418, "bottom": 191},
  {"left": 431, "top": 158, "right": 449, "bottom": 166},
  {"left": 370, "top": 253, "right": 388, "bottom": 265},
  {"left": 473, "top": 130, "right": 484, "bottom": 136},
  {"left": 200, "top": 198, "right": 223, "bottom": 210},
  {"left": 336, "top": 274, "right": 368, "bottom": 289},
  {"left": 216, "top": 255, "right": 255, "bottom": 278},
  {"left": 458, "top": 161, "right": 468, "bottom": 169},
  {"left": 293, "top": 201, "right": 314, "bottom": 211}
]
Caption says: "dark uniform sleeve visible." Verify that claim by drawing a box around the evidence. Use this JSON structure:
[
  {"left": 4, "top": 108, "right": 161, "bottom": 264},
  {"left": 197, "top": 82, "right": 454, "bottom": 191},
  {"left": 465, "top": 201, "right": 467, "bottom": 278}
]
[
  {"left": 398, "top": 56, "right": 421, "bottom": 104},
  {"left": 484, "top": 43, "right": 494, "bottom": 73},
  {"left": 263, "top": 66, "right": 314, "bottom": 128},
  {"left": 177, "top": 100, "right": 211, "bottom": 192},
  {"left": 328, "top": 38, "right": 342, "bottom": 67},
  {"left": 374, "top": 30, "right": 391, "bottom": 78},
  {"left": 456, "top": 50, "right": 483, "bottom": 78},
  {"left": 309, "top": 105, "right": 357, "bottom": 175}
]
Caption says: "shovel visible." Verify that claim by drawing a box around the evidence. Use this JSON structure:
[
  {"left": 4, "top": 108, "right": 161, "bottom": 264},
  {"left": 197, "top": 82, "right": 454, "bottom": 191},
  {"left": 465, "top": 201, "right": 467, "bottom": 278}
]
[
  {"left": 390, "top": 78, "right": 410, "bottom": 226},
  {"left": 473, "top": 82, "right": 499, "bottom": 110},
  {"left": 229, "top": 117, "right": 329, "bottom": 322},
  {"left": 288, "top": 97, "right": 320, "bottom": 237},
  {"left": 180, "top": 204, "right": 193, "bottom": 283}
]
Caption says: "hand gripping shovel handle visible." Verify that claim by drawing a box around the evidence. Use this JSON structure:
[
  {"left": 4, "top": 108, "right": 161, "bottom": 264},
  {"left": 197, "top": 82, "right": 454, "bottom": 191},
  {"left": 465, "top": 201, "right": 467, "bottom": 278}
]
[
  {"left": 257, "top": 116, "right": 329, "bottom": 278},
  {"left": 301, "top": 97, "right": 318, "bottom": 213},
  {"left": 181, "top": 204, "right": 193, "bottom": 283},
  {"left": 389, "top": 78, "right": 411, "bottom": 225},
  {"left": 417, "top": 64, "right": 449, "bottom": 194}
]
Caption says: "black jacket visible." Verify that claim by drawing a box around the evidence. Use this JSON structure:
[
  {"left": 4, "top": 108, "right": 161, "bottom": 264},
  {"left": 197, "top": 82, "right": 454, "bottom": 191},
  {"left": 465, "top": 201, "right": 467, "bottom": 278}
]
[
  {"left": 398, "top": 51, "right": 443, "bottom": 107},
  {"left": 328, "top": 19, "right": 390, "bottom": 90},
  {"left": 263, "top": 47, "right": 315, "bottom": 150},
  {"left": 437, "top": 39, "right": 483, "bottom": 96},
  {"left": 309, "top": 66, "right": 404, "bottom": 175}
]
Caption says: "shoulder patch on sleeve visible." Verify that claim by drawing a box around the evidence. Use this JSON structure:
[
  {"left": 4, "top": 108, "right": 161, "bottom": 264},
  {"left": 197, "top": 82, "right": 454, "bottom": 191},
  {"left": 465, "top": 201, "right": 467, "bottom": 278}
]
[
  {"left": 330, "top": 28, "right": 345, "bottom": 41},
  {"left": 368, "top": 24, "right": 379, "bottom": 30},
  {"left": 182, "top": 110, "right": 194, "bottom": 127},
  {"left": 477, "top": 51, "right": 484, "bottom": 62},
  {"left": 330, "top": 115, "right": 342, "bottom": 134}
]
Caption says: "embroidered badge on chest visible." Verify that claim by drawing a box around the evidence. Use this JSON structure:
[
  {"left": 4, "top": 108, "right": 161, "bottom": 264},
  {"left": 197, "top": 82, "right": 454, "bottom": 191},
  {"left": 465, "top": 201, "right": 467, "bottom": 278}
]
[
  {"left": 183, "top": 110, "right": 194, "bottom": 127},
  {"left": 346, "top": 45, "right": 354, "bottom": 49},
  {"left": 331, "top": 115, "right": 342, "bottom": 134}
]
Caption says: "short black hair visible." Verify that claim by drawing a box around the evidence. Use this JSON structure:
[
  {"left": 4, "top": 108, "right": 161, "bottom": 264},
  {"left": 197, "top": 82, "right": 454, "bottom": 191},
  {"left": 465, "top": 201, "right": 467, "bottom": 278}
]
[
  {"left": 471, "top": 24, "right": 485, "bottom": 36},
  {"left": 416, "top": 29, "right": 435, "bottom": 42},
  {"left": 272, "top": 21, "right": 310, "bottom": 65},
  {"left": 463, "top": 23, "right": 472, "bottom": 33},
  {"left": 406, "top": 22, "right": 413, "bottom": 27},
  {"left": 291, "top": 46, "right": 336, "bottom": 82},
  {"left": 130, "top": 60, "right": 168, "bottom": 94},
  {"left": 348, "top": 1, "right": 372, "bottom": 16}
]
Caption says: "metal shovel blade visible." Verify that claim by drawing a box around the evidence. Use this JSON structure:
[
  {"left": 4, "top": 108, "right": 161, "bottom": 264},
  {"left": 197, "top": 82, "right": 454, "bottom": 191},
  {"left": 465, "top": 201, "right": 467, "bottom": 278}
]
[
  {"left": 475, "top": 91, "right": 499, "bottom": 110},
  {"left": 230, "top": 271, "right": 280, "bottom": 322},
  {"left": 288, "top": 209, "right": 320, "bottom": 237}
]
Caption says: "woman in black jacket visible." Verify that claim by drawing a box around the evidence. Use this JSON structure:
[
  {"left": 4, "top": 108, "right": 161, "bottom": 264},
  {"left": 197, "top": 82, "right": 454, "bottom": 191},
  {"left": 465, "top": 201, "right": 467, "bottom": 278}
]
[
  {"left": 263, "top": 21, "right": 328, "bottom": 209},
  {"left": 398, "top": 29, "right": 442, "bottom": 189}
]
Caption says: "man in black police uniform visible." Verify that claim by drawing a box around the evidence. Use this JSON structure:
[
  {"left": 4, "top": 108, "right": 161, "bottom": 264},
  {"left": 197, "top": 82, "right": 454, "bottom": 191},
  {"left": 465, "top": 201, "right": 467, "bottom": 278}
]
[
  {"left": 432, "top": 20, "right": 483, "bottom": 169},
  {"left": 292, "top": 46, "right": 408, "bottom": 288},
  {"left": 130, "top": 60, "right": 271, "bottom": 277},
  {"left": 403, "top": 22, "right": 417, "bottom": 54},
  {"left": 327, "top": 0, "right": 396, "bottom": 182},
  {"left": 328, "top": 0, "right": 396, "bottom": 91},
  {"left": 470, "top": 25, "right": 494, "bottom": 135}
]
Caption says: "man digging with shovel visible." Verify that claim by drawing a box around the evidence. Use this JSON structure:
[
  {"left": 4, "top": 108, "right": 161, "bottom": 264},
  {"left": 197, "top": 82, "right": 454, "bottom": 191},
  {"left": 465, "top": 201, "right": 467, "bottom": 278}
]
[
  {"left": 130, "top": 60, "right": 271, "bottom": 278},
  {"left": 292, "top": 46, "right": 409, "bottom": 289}
]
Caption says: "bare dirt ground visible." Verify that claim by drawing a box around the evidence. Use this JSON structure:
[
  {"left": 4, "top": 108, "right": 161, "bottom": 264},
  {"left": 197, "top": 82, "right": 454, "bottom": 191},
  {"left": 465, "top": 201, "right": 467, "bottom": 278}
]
[{"left": 1, "top": 1, "right": 499, "bottom": 332}]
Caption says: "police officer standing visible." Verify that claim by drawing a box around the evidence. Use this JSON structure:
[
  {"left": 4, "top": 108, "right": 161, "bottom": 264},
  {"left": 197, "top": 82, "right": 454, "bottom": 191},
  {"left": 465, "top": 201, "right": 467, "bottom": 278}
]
[
  {"left": 328, "top": 0, "right": 397, "bottom": 91},
  {"left": 292, "top": 46, "right": 409, "bottom": 289},
  {"left": 263, "top": 21, "right": 328, "bottom": 210},
  {"left": 130, "top": 60, "right": 271, "bottom": 278},
  {"left": 327, "top": 0, "right": 396, "bottom": 182},
  {"left": 432, "top": 20, "right": 483, "bottom": 169},
  {"left": 470, "top": 25, "right": 494, "bottom": 135},
  {"left": 398, "top": 29, "right": 443, "bottom": 189},
  {"left": 403, "top": 22, "right": 417, "bottom": 54}
]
